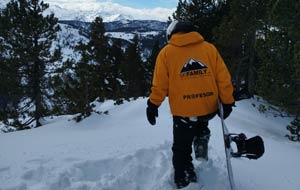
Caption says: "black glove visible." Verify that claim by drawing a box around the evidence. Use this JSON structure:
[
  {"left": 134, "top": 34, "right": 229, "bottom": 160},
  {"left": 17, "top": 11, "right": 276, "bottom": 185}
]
[
  {"left": 146, "top": 99, "right": 158, "bottom": 125},
  {"left": 218, "top": 103, "right": 234, "bottom": 120}
]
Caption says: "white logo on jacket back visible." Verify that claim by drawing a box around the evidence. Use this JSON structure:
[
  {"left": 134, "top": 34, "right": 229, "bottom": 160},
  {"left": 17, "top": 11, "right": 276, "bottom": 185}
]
[{"left": 180, "top": 58, "right": 209, "bottom": 78}]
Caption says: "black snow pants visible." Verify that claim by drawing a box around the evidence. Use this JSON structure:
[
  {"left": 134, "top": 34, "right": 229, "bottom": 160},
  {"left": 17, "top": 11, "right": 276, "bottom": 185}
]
[{"left": 172, "top": 116, "right": 211, "bottom": 183}]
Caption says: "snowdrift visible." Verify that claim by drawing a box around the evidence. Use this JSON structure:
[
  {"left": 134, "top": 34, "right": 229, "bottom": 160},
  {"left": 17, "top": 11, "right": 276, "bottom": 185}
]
[{"left": 1, "top": 98, "right": 299, "bottom": 190}]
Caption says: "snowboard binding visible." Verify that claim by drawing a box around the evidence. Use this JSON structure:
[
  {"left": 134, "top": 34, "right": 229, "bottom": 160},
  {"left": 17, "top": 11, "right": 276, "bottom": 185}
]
[{"left": 228, "top": 133, "right": 265, "bottom": 160}]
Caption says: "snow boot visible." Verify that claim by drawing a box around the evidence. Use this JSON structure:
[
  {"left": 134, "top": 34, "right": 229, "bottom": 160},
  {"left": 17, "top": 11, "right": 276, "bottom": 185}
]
[
  {"left": 186, "top": 168, "right": 197, "bottom": 183},
  {"left": 193, "top": 127, "right": 210, "bottom": 161},
  {"left": 174, "top": 174, "right": 190, "bottom": 189},
  {"left": 174, "top": 167, "right": 197, "bottom": 189}
]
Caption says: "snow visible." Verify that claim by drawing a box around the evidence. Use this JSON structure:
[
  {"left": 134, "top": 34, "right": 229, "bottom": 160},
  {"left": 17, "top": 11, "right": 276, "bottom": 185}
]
[
  {"left": 106, "top": 31, "right": 161, "bottom": 42},
  {"left": 106, "top": 32, "right": 135, "bottom": 42},
  {"left": 54, "top": 23, "right": 88, "bottom": 63},
  {"left": 44, "top": 1, "right": 175, "bottom": 22},
  {"left": 0, "top": 0, "right": 174, "bottom": 22},
  {"left": 1, "top": 98, "right": 300, "bottom": 190}
]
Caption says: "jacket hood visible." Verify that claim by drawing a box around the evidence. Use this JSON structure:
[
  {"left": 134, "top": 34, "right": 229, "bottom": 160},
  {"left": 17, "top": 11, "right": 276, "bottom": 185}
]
[{"left": 168, "top": 32, "right": 204, "bottom": 47}]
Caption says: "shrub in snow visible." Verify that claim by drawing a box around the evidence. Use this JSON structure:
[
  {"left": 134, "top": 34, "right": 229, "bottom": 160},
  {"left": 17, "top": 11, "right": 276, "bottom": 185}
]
[{"left": 286, "top": 116, "right": 300, "bottom": 142}]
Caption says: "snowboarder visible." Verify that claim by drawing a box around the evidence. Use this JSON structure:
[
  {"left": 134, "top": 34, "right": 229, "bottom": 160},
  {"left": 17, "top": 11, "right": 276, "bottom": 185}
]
[{"left": 146, "top": 20, "right": 235, "bottom": 189}]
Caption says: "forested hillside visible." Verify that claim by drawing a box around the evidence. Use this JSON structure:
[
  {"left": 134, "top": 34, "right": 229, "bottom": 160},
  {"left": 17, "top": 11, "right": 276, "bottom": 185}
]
[{"left": 0, "top": 0, "right": 299, "bottom": 138}]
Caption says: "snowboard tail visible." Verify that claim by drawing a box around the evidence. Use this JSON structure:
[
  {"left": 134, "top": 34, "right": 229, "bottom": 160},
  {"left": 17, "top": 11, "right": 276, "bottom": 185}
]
[
  {"left": 222, "top": 121, "right": 236, "bottom": 190},
  {"left": 218, "top": 100, "right": 236, "bottom": 190},
  {"left": 218, "top": 100, "right": 265, "bottom": 190}
]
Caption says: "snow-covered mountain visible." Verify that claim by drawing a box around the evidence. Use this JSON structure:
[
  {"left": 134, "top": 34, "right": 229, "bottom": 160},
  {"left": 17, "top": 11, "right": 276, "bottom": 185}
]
[
  {"left": 0, "top": 0, "right": 174, "bottom": 22},
  {"left": 45, "top": 1, "right": 174, "bottom": 22},
  {"left": 55, "top": 19, "right": 167, "bottom": 61},
  {"left": 0, "top": 0, "right": 168, "bottom": 57},
  {"left": 54, "top": 23, "right": 88, "bottom": 63},
  {"left": 44, "top": 3, "right": 131, "bottom": 22},
  {"left": 1, "top": 98, "right": 299, "bottom": 190}
]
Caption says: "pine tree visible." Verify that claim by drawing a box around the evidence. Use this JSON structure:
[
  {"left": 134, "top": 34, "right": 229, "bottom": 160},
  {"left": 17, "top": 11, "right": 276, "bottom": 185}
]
[
  {"left": 123, "top": 35, "right": 147, "bottom": 98},
  {"left": 110, "top": 38, "right": 125, "bottom": 101},
  {"left": 173, "top": 0, "right": 228, "bottom": 42},
  {"left": 145, "top": 40, "right": 160, "bottom": 95},
  {"left": 0, "top": 16, "right": 20, "bottom": 122},
  {"left": 88, "top": 16, "right": 111, "bottom": 101},
  {"left": 286, "top": 116, "right": 300, "bottom": 142},
  {"left": 0, "top": 0, "right": 61, "bottom": 128},
  {"left": 256, "top": 0, "right": 300, "bottom": 114},
  {"left": 50, "top": 59, "right": 74, "bottom": 115},
  {"left": 0, "top": 1, "right": 23, "bottom": 123},
  {"left": 55, "top": 16, "right": 118, "bottom": 121},
  {"left": 271, "top": 0, "right": 300, "bottom": 114},
  {"left": 70, "top": 48, "right": 99, "bottom": 122},
  {"left": 215, "top": 0, "right": 268, "bottom": 96},
  {"left": 55, "top": 40, "right": 102, "bottom": 122},
  {"left": 172, "top": 0, "right": 189, "bottom": 21},
  {"left": 0, "top": 56, "right": 20, "bottom": 123},
  {"left": 256, "top": 29, "right": 292, "bottom": 107}
]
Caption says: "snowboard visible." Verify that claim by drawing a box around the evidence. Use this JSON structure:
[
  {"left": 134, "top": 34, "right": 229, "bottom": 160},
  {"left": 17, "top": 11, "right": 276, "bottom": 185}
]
[{"left": 218, "top": 101, "right": 236, "bottom": 190}]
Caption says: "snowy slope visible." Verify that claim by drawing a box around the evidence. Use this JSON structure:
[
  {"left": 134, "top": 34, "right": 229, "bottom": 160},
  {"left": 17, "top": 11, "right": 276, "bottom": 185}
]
[
  {"left": 0, "top": 98, "right": 300, "bottom": 190},
  {"left": 55, "top": 23, "right": 88, "bottom": 63}
]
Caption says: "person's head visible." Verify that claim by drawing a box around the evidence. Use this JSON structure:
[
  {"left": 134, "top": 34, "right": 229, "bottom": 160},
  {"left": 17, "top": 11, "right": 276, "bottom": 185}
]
[{"left": 166, "top": 20, "right": 195, "bottom": 41}]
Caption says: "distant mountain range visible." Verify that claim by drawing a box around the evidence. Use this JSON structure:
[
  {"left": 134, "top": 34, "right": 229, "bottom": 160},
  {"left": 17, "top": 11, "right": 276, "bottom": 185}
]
[
  {"left": 0, "top": 0, "right": 169, "bottom": 40},
  {"left": 59, "top": 20, "right": 167, "bottom": 33},
  {"left": 0, "top": 0, "right": 170, "bottom": 59},
  {"left": 58, "top": 19, "right": 167, "bottom": 58},
  {"left": 45, "top": 1, "right": 174, "bottom": 22},
  {"left": 0, "top": 0, "right": 174, "bottom": 22}
]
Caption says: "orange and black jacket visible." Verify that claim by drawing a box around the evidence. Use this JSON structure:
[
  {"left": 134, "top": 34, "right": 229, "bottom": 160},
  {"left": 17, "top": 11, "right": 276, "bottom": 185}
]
[{"left": 149, "top": 32, "right": 234, "bottom": 117}]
